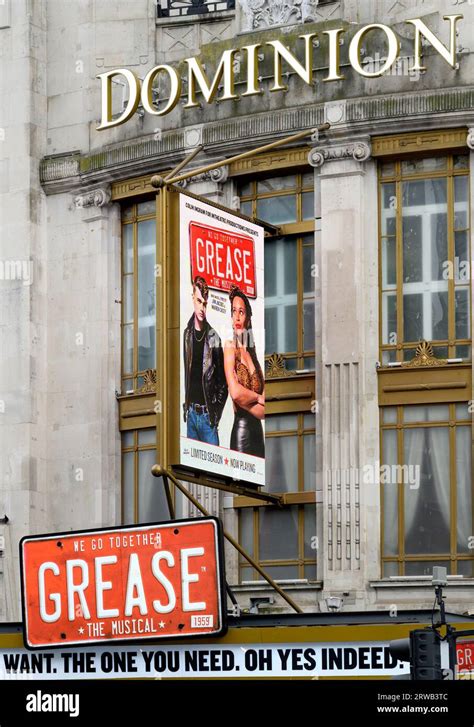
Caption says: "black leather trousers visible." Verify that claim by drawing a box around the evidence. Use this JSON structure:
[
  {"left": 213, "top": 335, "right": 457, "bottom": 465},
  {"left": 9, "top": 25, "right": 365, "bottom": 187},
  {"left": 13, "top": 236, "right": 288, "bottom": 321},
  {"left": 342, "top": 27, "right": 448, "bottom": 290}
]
[{"left": 230, "top": 410, "right": 265, "bottom": 458}]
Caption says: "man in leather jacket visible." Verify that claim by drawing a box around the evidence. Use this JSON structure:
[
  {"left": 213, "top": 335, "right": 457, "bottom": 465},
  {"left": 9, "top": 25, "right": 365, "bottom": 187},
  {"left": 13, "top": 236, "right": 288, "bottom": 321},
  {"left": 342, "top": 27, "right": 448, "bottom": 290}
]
[{"left": 183, "top": 276, "right": 228, "bottom": 445}]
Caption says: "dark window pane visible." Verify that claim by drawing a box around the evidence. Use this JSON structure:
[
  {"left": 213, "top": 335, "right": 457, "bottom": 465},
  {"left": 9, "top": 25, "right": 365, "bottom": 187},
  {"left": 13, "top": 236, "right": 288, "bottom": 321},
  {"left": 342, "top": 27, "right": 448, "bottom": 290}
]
[
  {"left": 403, "top": 293, "right": 423, "bottom": 341},
  {"left": 455, "top": 288, "right": 470, "bottom": 340},
  {"left": 303, "top": 244, "right": 314, "bottom": 293},
  {"left": 431, "top": 213, "right": 447, "bottom": 281},
  {"left": 405, "top": 562, "right": 450, "bottom": 576},
  {"left": 402, "top": 216, "right": 422, "bottom": 282},
  {"left": 240, "top": 509, "right": 254, "bottom": 557},
  {"left": 457, "top": 561, "right": 474, "bottom": 577},
  {"left": 284, "top": 305, "right": 298, "bottom": 351},
  {"left": 239, "top": 200, "right": 252, "bottom": 217},
  {"left": 383, "top": 562, "right": 399, "bottom": 577},
  {"left": 432, "top": 290, "right": 448, "bottom": 340},
  {"left": 265, "top": 436, "right": 298, "bottom": 493},
  {"left": 303, "top": 434, "right": 316, "bottom": 491},
  {"left": 264, "top": 307, "right": 278, "bottom": 354},
  {"left": 302, "top": 192, "right": 314, "bottom": 220},
  {"left": 402, "top": 178, "right": 447, "bottom": 208},
  {"left": 454, "top": 176, "right": 468, "bottom": 204},
  {"left": 455, "top": 231, "right": 469, "bottom": 281},
  {"left": 138, "top": 449, "right": 168, "bottom": 523},
  {"left": 382, "top": 237, "right": 396, "bottom": 287},
  {"left": 382, "top": 293, "right": 397, "bottom": 345},
  {"left": 122, "top": 451, "right": 134, "bottom": 524},
  {"left": 304, "top": 505, "right": 316, "bottom": 557},
  {"left": 122, "top": 224, "right": 133, "bottom": 274},
  {"left": 257, "top": 195, "right": 297, "bottom": 224},
  {"left": 263, "top": 565, "right": 299, "bottom": 580},
  {"left": 259, "top": 507, "right": 298, "bottom": 560},
  {"left": 303, "top": 299, "right": 315, "bottom": 351}
]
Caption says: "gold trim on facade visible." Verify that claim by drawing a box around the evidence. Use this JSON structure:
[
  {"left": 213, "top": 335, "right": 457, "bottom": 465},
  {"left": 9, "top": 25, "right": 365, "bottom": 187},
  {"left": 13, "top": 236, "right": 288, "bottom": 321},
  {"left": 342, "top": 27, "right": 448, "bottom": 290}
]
[
  {"left": 400, "top": 341, "right": 446, "bottom": 368},
  {"left": 229, "top": 148, "right": 311, "bottom": 177},
  {"left": 372, "top": 128, "right": 468, "bottom": 158},
  {"left": 266, "top": 353, "right": 293, "bottom": 379},
  {"left": 138, "top": 368, "right": 157, "bottom": 393}
]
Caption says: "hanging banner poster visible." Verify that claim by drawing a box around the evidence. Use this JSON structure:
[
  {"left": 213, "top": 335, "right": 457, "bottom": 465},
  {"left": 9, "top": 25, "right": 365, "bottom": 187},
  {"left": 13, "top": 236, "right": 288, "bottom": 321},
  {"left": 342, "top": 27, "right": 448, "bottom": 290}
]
[{"left": 178, "top": 193, "right": 265, "bottom": 487}]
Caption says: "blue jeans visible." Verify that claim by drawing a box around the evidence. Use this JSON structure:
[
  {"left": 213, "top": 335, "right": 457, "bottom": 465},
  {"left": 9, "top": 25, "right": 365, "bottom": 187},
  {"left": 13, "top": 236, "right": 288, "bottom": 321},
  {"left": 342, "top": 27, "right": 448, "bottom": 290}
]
[{"left": 186, "top": 407, "right": 219, "bottom": 446}]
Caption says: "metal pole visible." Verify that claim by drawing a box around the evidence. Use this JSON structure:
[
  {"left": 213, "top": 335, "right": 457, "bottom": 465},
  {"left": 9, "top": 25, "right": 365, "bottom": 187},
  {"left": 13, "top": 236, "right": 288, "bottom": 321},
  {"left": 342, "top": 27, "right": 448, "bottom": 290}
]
[
  {"left": 165, "top": 124, "right": 330, "bottom": 185},
  {"left": 162, "top": 474, "right": 175, "bottom": 520},
  {"left": 157, "top": 467, "right": 303, "bottom": 614},
  {"left": 164, "top": 145, "right": 204, "bottom": 182}
]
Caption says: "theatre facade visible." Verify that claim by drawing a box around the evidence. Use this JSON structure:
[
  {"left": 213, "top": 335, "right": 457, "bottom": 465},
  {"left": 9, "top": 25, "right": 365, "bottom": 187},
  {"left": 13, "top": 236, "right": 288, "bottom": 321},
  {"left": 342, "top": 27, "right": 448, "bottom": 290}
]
[{"left": 1, "top": 0, "right": 474, "bottom": 623}]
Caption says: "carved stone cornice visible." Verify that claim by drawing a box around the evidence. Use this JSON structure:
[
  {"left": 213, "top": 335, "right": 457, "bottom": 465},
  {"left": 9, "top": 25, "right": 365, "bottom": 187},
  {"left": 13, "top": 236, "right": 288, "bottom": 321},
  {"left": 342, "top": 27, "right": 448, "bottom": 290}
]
[
  {"left": 40, "top": 87, "right": 474, "bottom": 196},
  {"left": 467, "top": 128, "right": 474, "bottom": 151},
  {"left": 74, "top": 186, "right": 111, "bottom": 209},
  {"left": 176, "top": 166, "right": 229, "bottom": 189},
  {"left": 308, "top": 138, "right": 371, "bottom": 168},
  {"left": 238, "top": 0, "right": 337, "bottom": 31}
]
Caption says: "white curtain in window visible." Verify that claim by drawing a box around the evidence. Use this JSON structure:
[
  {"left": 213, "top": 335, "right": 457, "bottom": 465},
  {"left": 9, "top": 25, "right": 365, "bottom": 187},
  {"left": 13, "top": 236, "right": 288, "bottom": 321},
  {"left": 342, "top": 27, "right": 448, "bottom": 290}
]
[
  {"left": 427, "top": 426, "right": 451, "bottom": 533},
  {"left": 403, "top": 428, "right": 424, "bottom": 536},
  {"left": 456, "top": 426, "right": 472, "bottom": 552}
]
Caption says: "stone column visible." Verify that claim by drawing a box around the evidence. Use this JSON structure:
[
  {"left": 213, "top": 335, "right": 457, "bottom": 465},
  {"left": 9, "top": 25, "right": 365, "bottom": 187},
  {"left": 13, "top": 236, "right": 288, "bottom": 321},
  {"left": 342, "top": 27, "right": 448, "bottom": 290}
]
[
  {"left": 45, "top": 185, "right": 121, "bottom": 535},
  {"left": 0, "top": 0, "right": 48, "bottom": 621},
  {"left": 468, "top": 128, "right": 474, "bottom": 409},
  {"left": 309, "top": 136, "right": 380, "bottom": 610}
]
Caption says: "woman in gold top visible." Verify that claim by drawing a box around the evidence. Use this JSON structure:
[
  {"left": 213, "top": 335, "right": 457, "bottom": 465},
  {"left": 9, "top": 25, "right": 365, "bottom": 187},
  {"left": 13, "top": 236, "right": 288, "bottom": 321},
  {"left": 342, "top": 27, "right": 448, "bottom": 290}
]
[{"left": 223, "top": 284, "right": 265, "bottom": 458}]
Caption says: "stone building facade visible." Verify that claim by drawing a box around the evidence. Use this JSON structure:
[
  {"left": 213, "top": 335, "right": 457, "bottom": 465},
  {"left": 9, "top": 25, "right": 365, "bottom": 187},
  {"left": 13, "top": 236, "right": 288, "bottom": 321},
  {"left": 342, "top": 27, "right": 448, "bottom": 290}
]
[{"left": 1, "top": 0, "right": 473, "bottom": 621}]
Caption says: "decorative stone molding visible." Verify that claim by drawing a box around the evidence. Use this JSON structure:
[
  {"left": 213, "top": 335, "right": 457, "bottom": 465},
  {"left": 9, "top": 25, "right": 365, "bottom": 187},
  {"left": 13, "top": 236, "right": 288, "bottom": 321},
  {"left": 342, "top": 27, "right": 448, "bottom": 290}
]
[
  {"left": 308, "top": 139, "right": 371, "bottom": 168},
  {"left": 176, "top": 166, "right": 229, "bottom": 189},
  {"left": 467, "top": 128, "right": 474, "bottom": 151},
  {"left": 74, "top": 187, "right": 111, "bottom": 209},
  {"left": 239, "top": 0, "right": 322, "bottom": 31},
  {"left": 40, "top": 88, "right": 474, "bottom": 195}
]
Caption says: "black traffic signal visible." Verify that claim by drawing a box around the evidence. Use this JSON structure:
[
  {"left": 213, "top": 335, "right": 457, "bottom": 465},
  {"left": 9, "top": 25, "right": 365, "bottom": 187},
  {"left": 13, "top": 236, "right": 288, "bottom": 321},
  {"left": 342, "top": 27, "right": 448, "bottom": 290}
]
[{"left": 389, "top": 628, "right": 443, "bottom": 680}]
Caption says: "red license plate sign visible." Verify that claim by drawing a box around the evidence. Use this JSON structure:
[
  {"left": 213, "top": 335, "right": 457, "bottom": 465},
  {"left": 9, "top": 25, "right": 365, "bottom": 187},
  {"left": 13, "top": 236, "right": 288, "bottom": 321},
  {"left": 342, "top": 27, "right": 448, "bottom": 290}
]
[
  {"left": 189, "top": 222, "right": 256, "bottom": 298},
  {"left": 20, "top": 518, "right": 226, "bottom": 648}
]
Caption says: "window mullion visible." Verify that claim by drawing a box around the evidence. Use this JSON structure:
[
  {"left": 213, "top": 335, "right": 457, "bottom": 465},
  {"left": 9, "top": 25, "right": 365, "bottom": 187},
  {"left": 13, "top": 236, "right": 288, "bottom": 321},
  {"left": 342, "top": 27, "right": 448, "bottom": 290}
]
[
  {"left": 447, "top": 166, "right": 456, "bottom": 357},
  {"left": 396, "top": 174, "right": 403, "bottom": 361}
]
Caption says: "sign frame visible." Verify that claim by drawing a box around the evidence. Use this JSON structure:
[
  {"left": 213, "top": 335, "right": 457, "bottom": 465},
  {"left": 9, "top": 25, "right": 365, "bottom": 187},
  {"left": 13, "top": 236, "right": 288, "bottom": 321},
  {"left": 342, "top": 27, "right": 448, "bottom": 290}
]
[
  {"left": 19, "top": 516, "right": 227, "bottom": 651},
  {"left": 161, "top": 184, "right": 267, "bottom": 492}
]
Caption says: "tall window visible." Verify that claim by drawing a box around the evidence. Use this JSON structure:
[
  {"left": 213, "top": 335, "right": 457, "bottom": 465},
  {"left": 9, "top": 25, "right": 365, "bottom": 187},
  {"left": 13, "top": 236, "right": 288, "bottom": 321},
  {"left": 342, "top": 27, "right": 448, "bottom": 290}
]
[
  {"left": 157, "top": 0, "right": 235, "bottom": 18},
  {"left": 121, "top": 200, "right": 156, "bottom": 394},
  {"left": 122, "top": 429, "right": 168, "bottom": 524},
  {"left": 379, "top": 155, "right": 470, "bottom": 364},
  {"left": 381, "top": 403, "right": 473, "bottom": 577},
  {"left": 238, "top": 172, "right": 315, "bottom": 370},
  {"left": 237, "top": 413, "right": 317, "bottom": 582}
]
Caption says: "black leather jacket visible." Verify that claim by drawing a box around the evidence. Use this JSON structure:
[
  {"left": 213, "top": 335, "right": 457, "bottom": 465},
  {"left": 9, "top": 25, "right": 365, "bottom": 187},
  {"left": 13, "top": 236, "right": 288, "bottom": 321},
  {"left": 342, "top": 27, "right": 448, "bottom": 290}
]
[{"left": 183, "top": 315, "right": 228, "bottom": 428}]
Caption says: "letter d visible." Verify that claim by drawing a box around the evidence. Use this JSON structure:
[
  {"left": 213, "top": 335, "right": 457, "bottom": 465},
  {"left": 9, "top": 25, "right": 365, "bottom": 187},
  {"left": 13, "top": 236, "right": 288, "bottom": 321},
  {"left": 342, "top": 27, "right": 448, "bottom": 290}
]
[{"left": 97, "top": 69, "right": 141, "bottom": 130}]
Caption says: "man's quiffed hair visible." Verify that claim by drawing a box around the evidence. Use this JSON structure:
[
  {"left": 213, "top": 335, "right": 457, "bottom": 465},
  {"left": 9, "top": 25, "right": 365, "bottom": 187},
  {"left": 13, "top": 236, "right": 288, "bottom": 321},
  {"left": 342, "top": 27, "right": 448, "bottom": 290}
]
[{"left": 193, "top": 275, "right": 209, "bottom": 300}]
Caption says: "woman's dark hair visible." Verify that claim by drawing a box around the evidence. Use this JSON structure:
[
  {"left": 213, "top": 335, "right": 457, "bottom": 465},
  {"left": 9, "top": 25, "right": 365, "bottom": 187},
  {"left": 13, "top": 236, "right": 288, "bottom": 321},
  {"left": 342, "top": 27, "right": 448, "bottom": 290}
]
[
  {"left": 229, "top": 284, "right": 252, "bottom": 325},
  {"left": 229, "top": 284, "right": 264, "bottom": 387}
]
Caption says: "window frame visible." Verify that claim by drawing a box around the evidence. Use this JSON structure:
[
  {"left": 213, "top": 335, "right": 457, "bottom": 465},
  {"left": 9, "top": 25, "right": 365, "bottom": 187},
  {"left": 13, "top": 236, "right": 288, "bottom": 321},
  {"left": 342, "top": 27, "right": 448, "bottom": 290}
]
[
  {"left": 380, "top": 402, "right": 473, "bottom": 577},
  {"left": 238, "top": 171, "right": 316, "bottom": 371},
  {"left": 121, "top": 199, "right": 157, "bottom": 395},
  {"left": 377, "top": 153, "right": 471, "bottom": 364}
]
